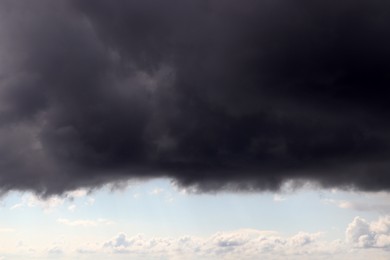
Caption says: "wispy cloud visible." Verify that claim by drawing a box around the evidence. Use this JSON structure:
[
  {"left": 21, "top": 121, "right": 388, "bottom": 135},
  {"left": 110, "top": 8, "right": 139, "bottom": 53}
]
[
  {"left": 273, "top": 194, "right": 286, "bottom": 202},
  {"left": 57, "top": 218, "right": 114, "bottom": 227},
  {"left": 149, "top": 187, "right": 174, "bottom": 203},
  {"left": 68, "top": 204, "right": 76, "bottom": 212},
  {"left": 10, "top": 190, "right": 95, "bottom": 212},
  {"left": 150, "top": 188, "right": 164, "bottom": 195},
  {"left": 324, "top": 198, "right": 390, "bottom": 213}
]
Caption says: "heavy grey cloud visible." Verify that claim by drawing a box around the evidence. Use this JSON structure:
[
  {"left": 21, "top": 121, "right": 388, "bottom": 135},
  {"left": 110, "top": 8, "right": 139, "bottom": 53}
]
[{"left": 1, "top": 0, "right": 390, "bottom": 195}]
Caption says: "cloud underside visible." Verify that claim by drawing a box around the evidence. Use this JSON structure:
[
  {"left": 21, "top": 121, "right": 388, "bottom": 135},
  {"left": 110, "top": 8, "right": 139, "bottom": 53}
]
[{"left": 1, "top": 0, "right": 390, "bottom": 195}]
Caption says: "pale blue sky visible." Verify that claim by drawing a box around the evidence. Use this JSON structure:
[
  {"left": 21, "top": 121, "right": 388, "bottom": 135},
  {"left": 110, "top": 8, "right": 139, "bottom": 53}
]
[{"left": 1, "top": 179, "right": 389, "bottom": 259}]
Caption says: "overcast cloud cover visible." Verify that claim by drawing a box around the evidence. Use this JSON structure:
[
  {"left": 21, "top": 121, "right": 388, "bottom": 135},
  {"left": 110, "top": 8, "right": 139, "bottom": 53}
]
[{"left": 1, "top": 0, "right": 390, "bottom": 195}]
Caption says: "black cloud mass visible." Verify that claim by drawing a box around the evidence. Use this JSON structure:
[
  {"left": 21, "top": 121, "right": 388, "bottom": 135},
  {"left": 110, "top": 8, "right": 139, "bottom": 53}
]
[{"left": 0, "top": 0, "right": 390, "bottom": 195}]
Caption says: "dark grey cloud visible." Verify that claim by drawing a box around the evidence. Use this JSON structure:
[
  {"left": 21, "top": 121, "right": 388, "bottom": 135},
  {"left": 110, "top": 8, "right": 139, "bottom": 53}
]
[{"left": 1, "top": 0, "right": 390, "bottom": 195}]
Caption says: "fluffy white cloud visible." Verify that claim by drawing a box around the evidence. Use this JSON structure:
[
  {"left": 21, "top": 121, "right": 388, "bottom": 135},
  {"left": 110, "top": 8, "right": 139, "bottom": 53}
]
[
  {"left": 346, "top": 216, "right": 390, "bottom": 249},
  {"left": 98, "top": 229, "right": 341, "bottom": 259},
  {"left": 6, "top": 218, "right": 390, "bottom": 260}
]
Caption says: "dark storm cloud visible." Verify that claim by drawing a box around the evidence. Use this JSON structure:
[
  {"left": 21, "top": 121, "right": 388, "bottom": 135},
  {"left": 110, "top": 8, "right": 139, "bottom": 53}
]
[{"left": 1, "top": 0, "right": 390, "bottom": 195}]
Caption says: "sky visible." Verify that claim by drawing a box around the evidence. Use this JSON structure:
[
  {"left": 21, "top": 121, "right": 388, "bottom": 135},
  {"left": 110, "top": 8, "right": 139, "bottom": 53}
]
[
  {"left": 1, "top": 181, "right": 390, "bottom": 259},
  {"left": 1, "top": 0, "right": 390, "bottom": 259}
]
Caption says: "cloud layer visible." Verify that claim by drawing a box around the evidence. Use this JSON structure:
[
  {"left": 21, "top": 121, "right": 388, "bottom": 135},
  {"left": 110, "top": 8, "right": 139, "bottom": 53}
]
[
  {"left": 1, "top": 0, "right": 390, "bottom": 194},
  {"left": 97, "top": 230, "right": 339, "bottom": 260}
]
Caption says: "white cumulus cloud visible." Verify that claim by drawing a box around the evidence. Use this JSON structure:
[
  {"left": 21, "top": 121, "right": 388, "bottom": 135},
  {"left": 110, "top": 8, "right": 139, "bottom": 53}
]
[
  {"left": 346, "top": 216, "right": 390, "bottom": 249},
  {"left": 99, "top": 229, "right": 342, "bottom": 259}
]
